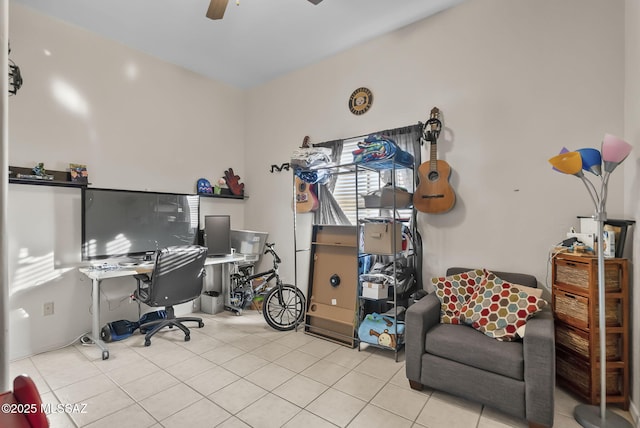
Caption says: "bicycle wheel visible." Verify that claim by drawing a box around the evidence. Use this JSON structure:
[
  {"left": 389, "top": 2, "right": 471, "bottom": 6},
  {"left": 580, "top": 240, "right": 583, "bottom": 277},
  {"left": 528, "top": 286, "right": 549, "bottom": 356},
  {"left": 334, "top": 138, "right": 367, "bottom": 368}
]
[{"left": 262, "top": 284, "right": 305, "bottom": 331}]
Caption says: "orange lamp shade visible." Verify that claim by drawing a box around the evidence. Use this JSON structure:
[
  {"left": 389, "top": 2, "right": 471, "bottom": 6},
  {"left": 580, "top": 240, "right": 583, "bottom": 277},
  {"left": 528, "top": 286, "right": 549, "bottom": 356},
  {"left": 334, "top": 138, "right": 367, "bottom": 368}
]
[{"left": 548, "top": 151, "right": 583, "bottom": 175}]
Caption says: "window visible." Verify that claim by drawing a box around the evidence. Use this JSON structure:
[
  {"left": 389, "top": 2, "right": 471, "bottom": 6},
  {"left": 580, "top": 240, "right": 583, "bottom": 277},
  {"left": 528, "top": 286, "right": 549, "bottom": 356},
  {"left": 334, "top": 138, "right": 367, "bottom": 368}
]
[{"left": 333, "top": 138, "right": 413, "bottom": 224}]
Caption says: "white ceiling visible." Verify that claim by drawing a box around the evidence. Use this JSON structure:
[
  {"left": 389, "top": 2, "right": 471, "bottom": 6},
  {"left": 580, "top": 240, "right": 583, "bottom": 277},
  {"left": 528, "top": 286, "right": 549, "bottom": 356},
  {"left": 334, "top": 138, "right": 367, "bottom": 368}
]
[{"left": 13, "top": 0, "right": 464, "bottom": 88}]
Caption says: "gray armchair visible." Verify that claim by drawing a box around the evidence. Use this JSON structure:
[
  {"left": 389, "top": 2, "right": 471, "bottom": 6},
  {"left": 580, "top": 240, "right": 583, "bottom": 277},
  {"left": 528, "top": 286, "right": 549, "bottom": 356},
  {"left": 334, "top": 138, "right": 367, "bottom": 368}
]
[
  {"left": 134, "top": 245, "right": 208, "bottom": 346},
  {"left": 405, "top": 268, "right": 555, "bottom": 427}
]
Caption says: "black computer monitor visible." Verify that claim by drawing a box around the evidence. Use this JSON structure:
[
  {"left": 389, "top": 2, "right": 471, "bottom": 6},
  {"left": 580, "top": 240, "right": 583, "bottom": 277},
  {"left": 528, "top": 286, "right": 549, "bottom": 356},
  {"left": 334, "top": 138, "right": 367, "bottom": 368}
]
[
  {"left": 204, "top": 215, "right": 231, "bottom": 256},
  {"left": 82, "top": 188, "right": 199, "bottom": 261}
]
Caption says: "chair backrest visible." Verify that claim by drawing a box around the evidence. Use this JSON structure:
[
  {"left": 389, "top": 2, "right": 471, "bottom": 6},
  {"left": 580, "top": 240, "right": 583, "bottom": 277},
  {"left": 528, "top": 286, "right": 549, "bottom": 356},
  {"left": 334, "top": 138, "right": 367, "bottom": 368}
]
[
  {"left": 446, "top": 267, "right": 538, "bottom": 288},
  {"left": 147, "top": 245, "right": 208, "bottom": 307}
]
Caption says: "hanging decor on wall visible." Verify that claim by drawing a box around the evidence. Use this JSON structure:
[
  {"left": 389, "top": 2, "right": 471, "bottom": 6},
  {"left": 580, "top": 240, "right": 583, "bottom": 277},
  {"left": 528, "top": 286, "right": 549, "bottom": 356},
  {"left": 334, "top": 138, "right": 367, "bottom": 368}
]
[
  {"left": 8, "top": 42, "right": 23, "bottom": 96},
  {"left": 348, "top": 87, "right": 373, "bottom": 115}
]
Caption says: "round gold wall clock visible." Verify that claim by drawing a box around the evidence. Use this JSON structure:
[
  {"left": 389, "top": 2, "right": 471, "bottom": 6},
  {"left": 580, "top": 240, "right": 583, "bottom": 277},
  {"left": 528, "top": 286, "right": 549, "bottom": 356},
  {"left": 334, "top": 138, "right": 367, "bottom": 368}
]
[{"left": 348, "top": 87, "right": 373, "bottom": 115}]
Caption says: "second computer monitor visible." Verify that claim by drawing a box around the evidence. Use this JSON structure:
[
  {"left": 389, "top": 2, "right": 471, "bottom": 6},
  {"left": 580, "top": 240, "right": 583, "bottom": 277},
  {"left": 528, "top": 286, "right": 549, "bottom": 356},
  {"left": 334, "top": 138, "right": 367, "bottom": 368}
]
[{"left": 204, "top": 215, "right": 231, "bottom": 256}]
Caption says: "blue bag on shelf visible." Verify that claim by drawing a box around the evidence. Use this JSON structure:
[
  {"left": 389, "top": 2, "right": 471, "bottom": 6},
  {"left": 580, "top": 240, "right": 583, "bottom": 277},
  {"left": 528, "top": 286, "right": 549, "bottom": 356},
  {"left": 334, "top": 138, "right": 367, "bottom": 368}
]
[{"left": 357, "top": 312, "right": 405, "bottom": 349}]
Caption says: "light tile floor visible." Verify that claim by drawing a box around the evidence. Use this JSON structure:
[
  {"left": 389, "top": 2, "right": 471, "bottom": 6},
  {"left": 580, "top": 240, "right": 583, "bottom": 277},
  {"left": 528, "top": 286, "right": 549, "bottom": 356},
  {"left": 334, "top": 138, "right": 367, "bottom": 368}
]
[{"left": 9, "top": 310, "right": 635, "bottom": 428}]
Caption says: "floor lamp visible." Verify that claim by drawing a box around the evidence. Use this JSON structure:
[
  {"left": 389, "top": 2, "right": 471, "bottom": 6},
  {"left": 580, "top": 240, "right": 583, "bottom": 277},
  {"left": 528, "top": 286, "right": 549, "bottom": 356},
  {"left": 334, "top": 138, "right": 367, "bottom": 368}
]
[{"left": 548, "top": 134, "right": 632, "bottom": 428}]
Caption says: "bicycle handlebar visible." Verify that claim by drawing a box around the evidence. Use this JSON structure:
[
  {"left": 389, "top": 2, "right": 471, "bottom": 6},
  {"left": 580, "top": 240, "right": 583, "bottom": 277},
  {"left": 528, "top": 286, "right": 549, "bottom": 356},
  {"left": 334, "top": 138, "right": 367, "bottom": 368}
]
[
  {"left": 263, "top": 242, "right": 275, "bottom": 253},
  {"left": 263, "top": 243, "right": 281, "bottom": 264}
]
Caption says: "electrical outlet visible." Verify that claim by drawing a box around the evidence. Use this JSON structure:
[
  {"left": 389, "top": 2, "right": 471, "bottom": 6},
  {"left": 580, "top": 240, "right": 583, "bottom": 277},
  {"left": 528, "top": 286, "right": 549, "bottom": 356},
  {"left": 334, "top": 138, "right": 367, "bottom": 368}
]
[{"left": 43, "top": 302, "right": 54, "bottom": 316}]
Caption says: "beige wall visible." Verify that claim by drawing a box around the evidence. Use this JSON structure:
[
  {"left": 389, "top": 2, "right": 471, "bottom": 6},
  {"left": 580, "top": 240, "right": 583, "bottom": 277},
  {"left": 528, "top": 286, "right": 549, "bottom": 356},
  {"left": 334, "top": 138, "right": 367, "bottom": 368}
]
[
  {"left": 8, "top": 3, "right": 246, "bottom": 359},
  {"left": 625, "top": 0, "right": 640, "bottom": 424},
  {"left": 245, "top": 0, "right": 626, "bottom": 288},
  {"left": 244, "top": 0, "right": 633, "bottom": 419}
]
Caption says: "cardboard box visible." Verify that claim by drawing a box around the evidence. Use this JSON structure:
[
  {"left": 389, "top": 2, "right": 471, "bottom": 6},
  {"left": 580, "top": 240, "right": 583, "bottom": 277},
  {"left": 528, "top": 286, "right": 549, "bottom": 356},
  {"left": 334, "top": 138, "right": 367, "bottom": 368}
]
[
  {"left": 361, "top": 282, "right": 388, "bottom": 299},
  {"left": 250, "top": 297, "right": 263, "bottom": 311},
  {"left": 363, "top": 222, "right": 402, "bottom": 255},
  {"left": 363, "top": 187, "right": 412, "bottom": 208},
  {"left": 603, "top": 230, "right": 616, "bottom": 258}
]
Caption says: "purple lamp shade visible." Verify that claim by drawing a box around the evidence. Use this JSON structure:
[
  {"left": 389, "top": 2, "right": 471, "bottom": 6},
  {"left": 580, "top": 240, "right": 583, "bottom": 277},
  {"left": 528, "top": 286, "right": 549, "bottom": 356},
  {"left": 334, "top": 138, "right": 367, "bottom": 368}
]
[
  {"left": 548, "top": 151, "right": 583, "bottom": 176},
  {"left": 576, "top": 148, "right": 602, "bottom": 176},
  {"left": 602, "top": 134, "right": 632, "bottom": 173}
]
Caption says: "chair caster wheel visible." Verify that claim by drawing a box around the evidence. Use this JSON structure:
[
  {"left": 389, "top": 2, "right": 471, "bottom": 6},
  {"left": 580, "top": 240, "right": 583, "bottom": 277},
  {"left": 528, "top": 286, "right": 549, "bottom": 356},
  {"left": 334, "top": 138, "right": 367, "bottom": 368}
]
[
  {"left": 184, "top": 335, "right": 190, "bottom": 342},
  {"left": 198, "top": 321, "right": 204, "bottom": 328},
  {"left": 102, "top": 351, "right": 109, "bottom": 360},
  {"left": 144, "top": 340, "right": 151, "bottom": 347}
]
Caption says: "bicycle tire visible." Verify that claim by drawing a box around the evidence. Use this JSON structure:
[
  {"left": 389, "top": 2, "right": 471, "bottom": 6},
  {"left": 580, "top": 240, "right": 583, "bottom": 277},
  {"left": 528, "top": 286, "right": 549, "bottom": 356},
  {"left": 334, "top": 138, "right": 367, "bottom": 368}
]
[{"left": 262, "top": 284, "right": 305, "bottom": 331}]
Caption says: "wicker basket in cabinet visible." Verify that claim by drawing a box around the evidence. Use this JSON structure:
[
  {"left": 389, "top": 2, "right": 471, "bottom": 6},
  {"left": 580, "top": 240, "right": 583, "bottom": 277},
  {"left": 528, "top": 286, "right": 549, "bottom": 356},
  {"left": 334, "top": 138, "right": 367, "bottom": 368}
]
[{"left": 551, "top": 253, "right": 629, "bottom": 409}]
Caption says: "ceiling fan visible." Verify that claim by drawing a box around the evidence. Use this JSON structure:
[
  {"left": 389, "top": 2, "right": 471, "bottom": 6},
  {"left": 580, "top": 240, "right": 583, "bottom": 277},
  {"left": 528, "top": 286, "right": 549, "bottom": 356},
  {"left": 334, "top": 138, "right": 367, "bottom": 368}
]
[{"left": 206, "top": 0, "right": 323, "bottom": 20}]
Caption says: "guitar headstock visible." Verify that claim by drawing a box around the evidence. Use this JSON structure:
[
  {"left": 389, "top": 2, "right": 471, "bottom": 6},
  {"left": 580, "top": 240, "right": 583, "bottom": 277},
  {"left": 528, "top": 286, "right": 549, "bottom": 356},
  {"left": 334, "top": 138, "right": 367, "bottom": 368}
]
[
  {"left": 423, "top": 107, "right": 442, "bottom": 143},
  {"left": 301, "top": 135, "right": 311, "bottom": 148}
]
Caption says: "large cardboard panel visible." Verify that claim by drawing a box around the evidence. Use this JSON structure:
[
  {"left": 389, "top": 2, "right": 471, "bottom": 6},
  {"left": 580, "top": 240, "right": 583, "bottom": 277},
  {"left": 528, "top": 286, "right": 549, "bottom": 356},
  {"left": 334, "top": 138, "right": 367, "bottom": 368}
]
[
  {"left": 305, "top": 225, "right": 358, "bottom": 347},
  {"left": 305, "top": 302, "right": 356, "bottom": 347},
  {"left": 310, "top": 245, "right": 357, "bottom": 308},
  {"left": 312, "top": 224, "right": 357, "bottom": 247},
  {"left": 305, "top": 318, "right": 356, "bottom": 347}
]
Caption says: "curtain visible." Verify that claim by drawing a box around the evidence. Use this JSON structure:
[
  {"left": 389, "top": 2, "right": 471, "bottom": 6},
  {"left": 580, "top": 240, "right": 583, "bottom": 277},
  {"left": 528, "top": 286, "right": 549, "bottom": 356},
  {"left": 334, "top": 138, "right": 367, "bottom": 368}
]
[
  {"left": 374, "top": 123, "right": 422, "bottom": 185},
  {"left": 312, "top": 139, "right": 350, "bottom": 225}
]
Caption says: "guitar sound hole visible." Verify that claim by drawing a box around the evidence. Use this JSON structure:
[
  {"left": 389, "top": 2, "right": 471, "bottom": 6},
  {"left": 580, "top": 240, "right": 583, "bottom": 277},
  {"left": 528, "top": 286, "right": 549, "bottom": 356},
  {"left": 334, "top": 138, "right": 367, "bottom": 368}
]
[{"left": 428, "top": 171, "right": 440, "bottom": 181}]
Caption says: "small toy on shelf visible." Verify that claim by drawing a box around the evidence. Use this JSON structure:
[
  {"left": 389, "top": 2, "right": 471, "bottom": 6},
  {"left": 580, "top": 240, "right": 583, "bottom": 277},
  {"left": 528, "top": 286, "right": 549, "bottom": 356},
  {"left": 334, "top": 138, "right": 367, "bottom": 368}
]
[
  {"left": 214, "top": 177, "right": 226, "bottom": 195},
  {"left": 224, "top": 168, "right": 244, "bottom": 196},
  {"left": 69, "top": 163, "right": 89, "bottom": 183},
  {"left": 15, "top": 163, "right": 54, "bottom": 180},
  {"left": 197, "top": 178, "right": 213, "bottom": 194}
]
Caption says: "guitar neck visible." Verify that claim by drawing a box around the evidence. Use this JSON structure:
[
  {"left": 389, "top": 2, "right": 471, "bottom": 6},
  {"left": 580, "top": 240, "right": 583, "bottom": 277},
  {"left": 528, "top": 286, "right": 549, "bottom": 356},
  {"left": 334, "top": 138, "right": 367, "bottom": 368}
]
[
  {"left": 425, "top": 106, "right": 441, "bottom": 172},
  {"left": 430, "top": 141, "right": 438, "bottom": 171}
]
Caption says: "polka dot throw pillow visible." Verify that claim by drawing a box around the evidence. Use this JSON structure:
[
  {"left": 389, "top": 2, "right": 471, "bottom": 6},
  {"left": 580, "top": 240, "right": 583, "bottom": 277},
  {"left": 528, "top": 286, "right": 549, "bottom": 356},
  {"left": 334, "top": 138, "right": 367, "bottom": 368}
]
[
  {"left": 458, "top": 273, "right": 547, "bottom": 341},
  {"left": 432, "top": 269, "right": 487, "bottom": 324}
]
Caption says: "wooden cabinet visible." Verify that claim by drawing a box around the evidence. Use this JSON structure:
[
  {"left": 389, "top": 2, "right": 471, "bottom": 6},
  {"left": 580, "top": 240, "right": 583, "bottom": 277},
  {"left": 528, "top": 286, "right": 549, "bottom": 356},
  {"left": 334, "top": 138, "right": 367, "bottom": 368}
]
[{"left": 552, "top": 253, "right": 629, "bottom": 409}]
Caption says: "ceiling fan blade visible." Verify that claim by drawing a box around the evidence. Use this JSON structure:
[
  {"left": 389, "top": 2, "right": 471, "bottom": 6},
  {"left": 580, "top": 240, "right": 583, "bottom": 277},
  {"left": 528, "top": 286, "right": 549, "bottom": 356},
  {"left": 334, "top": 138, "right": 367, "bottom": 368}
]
[
  {"left": 206, "top": 0, "right": 229, "bottom": 20},
  {"left": 307, "top": 0, "right": 323, "bottom": 4}
]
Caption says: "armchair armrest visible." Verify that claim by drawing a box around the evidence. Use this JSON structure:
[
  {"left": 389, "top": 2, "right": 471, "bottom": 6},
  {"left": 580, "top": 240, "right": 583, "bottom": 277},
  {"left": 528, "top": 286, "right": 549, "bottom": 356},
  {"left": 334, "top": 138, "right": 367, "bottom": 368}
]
[
  {"left": 523, "top": 308, "right": 555, "bottom": 427},
  {"left": 405, "top": 293, "right": 440, "bottom": 383}
]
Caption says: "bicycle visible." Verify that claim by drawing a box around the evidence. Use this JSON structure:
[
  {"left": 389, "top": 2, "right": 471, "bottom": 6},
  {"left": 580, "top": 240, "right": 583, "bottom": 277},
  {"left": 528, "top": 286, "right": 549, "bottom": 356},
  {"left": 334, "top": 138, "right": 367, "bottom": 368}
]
[{"left": 225, "top": 242, "right": 305, "bottom": 331}]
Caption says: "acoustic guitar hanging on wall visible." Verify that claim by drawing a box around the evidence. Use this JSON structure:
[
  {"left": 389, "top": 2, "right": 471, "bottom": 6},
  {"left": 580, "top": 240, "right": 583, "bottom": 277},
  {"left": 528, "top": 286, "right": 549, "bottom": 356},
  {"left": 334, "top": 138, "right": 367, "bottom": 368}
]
[
  {"left": 295, "top": 177, "right": 319, "bottom": 212},
  {"left": 413, "top": 107, "right": 456, "bottom": 213},
  {"left": 295, "top": 136, "right": 319, "bottom": 213}
]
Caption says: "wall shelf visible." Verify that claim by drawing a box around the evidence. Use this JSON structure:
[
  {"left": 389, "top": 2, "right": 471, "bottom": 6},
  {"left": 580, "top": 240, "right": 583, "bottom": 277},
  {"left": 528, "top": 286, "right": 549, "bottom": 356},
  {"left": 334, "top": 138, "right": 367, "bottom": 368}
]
[
  {"left": 9, "top": 166, "right": 89, "bottom": 188},
  {"left": 9, "top": 178, "right": 90, "bottom": 188},
  {"left": 198, "top": 192, "right": 247, "bottom": 200}
]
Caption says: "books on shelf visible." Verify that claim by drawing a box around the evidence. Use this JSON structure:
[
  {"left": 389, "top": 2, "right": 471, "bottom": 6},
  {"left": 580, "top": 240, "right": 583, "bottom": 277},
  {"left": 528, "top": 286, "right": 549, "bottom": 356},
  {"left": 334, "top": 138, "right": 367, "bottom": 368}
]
[{"left": 69, "top": 163, "right": 88, "bottom": 183}]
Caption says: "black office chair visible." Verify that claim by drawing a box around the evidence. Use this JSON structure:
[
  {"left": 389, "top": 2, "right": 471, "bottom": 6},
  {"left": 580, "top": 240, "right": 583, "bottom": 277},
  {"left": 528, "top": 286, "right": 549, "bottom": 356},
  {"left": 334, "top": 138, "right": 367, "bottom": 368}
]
[{"left": 134, "top": 245, "right": 208, "bottom": 346}]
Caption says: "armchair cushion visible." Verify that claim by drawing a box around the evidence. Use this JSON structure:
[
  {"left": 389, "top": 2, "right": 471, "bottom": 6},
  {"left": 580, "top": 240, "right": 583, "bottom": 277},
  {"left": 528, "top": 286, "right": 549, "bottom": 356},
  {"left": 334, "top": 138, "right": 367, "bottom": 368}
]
[
  {"left": 459, "top": 273, "right": 547, "bottom": 341},
  {"left": 431, "top": 268, "right": 486, "bottom": 324},
  {"left": 425, "top": 323, "right": 524, "bottom": 380}
]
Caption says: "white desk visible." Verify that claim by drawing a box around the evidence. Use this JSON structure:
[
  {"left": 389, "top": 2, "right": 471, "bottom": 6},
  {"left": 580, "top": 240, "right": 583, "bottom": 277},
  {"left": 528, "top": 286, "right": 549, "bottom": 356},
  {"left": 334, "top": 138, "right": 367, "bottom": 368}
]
[{"left": 79, "top": 254, "right": 244, "bottom": 360}]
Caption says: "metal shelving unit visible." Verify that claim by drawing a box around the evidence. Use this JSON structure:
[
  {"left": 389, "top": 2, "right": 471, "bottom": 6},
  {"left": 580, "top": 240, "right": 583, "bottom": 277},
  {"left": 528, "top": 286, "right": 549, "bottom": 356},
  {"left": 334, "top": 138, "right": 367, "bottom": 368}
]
[{"left": 354, "top": 157, "right": 415, "bottom": 361}]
